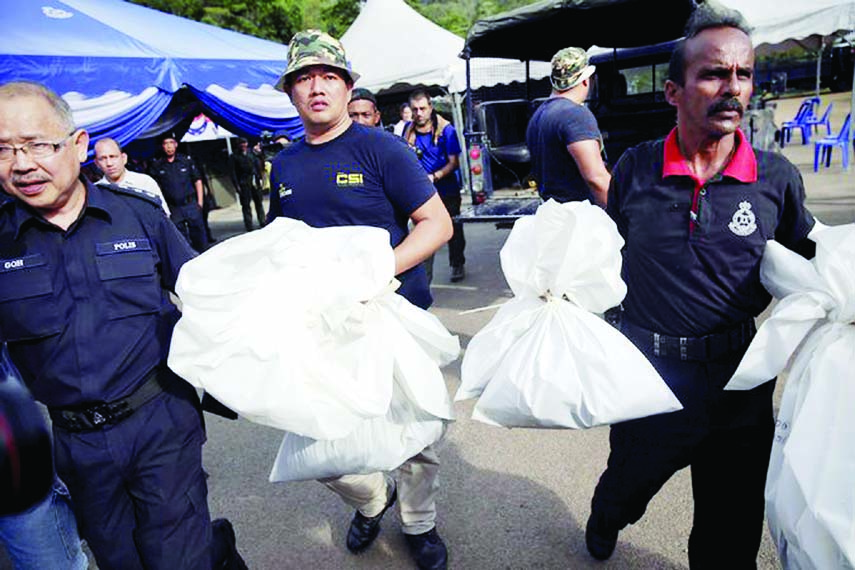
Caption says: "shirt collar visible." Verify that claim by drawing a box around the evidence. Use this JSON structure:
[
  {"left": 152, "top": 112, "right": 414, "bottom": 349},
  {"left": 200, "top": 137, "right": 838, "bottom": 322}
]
[
  {"left": 9, "top": 177, "right": 111, "bottom": 239},
  {"left": 662, "top": 127, "right": 757, "bottom": 183}
]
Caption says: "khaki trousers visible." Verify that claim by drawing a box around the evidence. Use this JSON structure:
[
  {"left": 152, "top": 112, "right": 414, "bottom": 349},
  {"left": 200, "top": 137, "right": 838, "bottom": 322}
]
[{"left": 319, "top": 445, "right": 440, "bottom": 535}]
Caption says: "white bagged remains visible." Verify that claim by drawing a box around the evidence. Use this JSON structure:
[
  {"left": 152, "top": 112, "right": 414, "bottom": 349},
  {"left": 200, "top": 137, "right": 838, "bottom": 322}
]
[
  {"left": 168, "top": 218, "right": 458, "bottom": 481},
  {"left": 726, "top": 224, "right": 855, "bottom": 570},
  {"left": 455, "top": 200, "right": 681, "bottom": 428}
]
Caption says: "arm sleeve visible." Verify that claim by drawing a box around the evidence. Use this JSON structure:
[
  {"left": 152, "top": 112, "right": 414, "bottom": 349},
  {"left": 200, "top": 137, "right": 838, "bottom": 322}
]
[
  {"left": 153, "top": 211, "right": 197, "bottom": 291},
  {"left": 443, "top": 125, "right": 462, "bottom": 156},
  {"left": 266, "top": 163, "right": 283, "bottom": 222},
  {"left": 188, "top": 157, "right": 202, "bottom": 183},
  {"left": 382, "top": 137, "right": 437, "bottom": 215},
  {"left": 774, "top": 163, "right": 816, "bottom": 259},
  {"left": 606, "top": 151, "right": 632, "bottom": 240},
  {"left": 559, "top": 106, "right": 602, "bottom": 146}
]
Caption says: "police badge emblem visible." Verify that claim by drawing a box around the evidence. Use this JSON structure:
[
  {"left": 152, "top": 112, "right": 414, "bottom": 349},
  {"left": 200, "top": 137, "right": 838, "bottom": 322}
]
[{"left": 728, "top": 201, "right": 757, "bottom": 236}]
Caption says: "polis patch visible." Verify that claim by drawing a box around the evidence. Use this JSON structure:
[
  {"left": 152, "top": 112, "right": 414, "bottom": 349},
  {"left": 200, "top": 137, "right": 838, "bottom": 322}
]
[
  {"left": 96, "top": 238, "right": 152, "bottom": 255},
  {"left": 0, "top": 254, "right": 45, "bottom": 272}
]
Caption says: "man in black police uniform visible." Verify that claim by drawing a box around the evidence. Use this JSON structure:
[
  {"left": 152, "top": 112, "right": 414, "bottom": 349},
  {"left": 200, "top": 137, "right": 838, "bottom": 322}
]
[
  {"left": 0, "top": 81, "right": 213, "bottom": 569},
  {"left": 585, "top": 4, "right": 816, "bottom": 568},
  {"left": 149, "top": 133, "right": 210, "bottom": 251},
  {"left": 229, "top": 137, "right": 265, "bottom": 232}
]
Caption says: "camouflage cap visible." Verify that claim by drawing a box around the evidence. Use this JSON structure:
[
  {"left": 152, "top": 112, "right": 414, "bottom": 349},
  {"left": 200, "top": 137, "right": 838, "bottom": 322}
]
[
  {"left": 550, "top": 47, "right": 596, "bottom": 92},
  {"left": 275, "top": 30, "right": 360, "bottom": 91}
]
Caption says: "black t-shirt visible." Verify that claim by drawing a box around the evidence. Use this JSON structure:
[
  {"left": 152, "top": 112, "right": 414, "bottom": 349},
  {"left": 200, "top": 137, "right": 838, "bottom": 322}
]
[{"left": 526, "top": 97, "right": 604, "bottom": 203}]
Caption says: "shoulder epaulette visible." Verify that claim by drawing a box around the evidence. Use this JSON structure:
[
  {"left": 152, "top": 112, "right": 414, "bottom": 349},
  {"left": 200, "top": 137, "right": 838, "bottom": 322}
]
[{"left": 96, "top": 182, "right": 164, "bottom": 209}]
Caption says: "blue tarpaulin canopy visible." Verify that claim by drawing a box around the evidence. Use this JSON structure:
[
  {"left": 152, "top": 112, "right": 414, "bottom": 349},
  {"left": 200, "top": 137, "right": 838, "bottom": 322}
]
[{"left": 0, "top": 0, "right": 303, "bottom": 147}]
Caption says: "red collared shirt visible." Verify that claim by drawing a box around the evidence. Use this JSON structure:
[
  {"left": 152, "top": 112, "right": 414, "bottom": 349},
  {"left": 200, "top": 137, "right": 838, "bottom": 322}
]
[
  {"left": 605, "top": 129, "right": 814, "bottom": 336},
  {"left": 662, "top": 127, "right": 757, "bottom": 234}
]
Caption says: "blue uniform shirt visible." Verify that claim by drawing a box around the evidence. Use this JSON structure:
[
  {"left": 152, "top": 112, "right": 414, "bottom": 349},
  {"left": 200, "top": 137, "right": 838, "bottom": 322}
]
[
  {"left": 267, "top": 123, "right": 436, "bottom": 308},
  {"left": 0, "top": 180, "right": 196, "bottom": 408}
]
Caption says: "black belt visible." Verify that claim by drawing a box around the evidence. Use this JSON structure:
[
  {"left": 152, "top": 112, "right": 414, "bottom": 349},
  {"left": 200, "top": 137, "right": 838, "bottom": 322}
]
[
  {"left": 622, "top": 318, "right": 756, "bottom": 362},
  {"left": 49, "top": 369, "right": 165, "bottom": 432}
]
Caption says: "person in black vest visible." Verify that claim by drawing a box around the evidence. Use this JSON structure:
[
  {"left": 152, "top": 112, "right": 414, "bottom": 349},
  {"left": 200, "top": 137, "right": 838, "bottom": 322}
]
[
  {"left": 149, "top": 133, "right": 209, "bottom": 251},
  {"left": 229, "top": 137, "right": 265, "bottom": 232}
]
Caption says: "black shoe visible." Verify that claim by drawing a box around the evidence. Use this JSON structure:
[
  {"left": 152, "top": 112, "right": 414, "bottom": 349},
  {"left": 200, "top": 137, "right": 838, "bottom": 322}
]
[
  {"left": 345, "top": 481, "right": 397, "bottom": 553},
  {"left": 404, "top": 528, "right": 448, "bottom": 570},
  {"left": 211, "top": 518, "right": 249, "bottom": 570},
  {"left": 585, "top": 513, "right": 618, "bottom": 561},
  {"left": 450, "top": 265, "right": 465, "bottom": 282}
]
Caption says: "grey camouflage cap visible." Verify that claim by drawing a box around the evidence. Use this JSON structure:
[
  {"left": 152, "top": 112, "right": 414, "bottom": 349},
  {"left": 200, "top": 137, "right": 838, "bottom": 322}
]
[
  {"left": 550, "top": 47, "right": 596, "bottom": 92},
  {"left": 275, "top": 30, "right": 360, "bottom": 91}
]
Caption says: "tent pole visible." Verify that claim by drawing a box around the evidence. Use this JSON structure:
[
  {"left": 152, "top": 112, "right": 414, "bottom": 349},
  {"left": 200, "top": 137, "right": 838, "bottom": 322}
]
[
  {"left": 815, "top": 47, "right": 822, "bottom": 98},
  {"left": 463, "top": 47, "right": 475, "bottom": 200},
  {"left": 525, "top": 60, "right": 531, "bottom": 100},
  {"left": 450, "top": 91, "right": 470, "bottom": 192}
]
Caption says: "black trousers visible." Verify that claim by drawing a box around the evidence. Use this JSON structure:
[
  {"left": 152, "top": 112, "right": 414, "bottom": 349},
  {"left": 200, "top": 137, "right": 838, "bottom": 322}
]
[
  {"left": 236, "top": 180, "right": 265, "bottom": 232},
  {"left": 589, "top": 320, "right": 775, "bottom": 569},
  {"left": 54, "top": 378, "right": 211, "bottom": 570},
  {"left": 171, "top": 203, "right": 209, "bottom": 252},
  {"left": 424, "top": 191, "right": 466, "bottom": 283}
]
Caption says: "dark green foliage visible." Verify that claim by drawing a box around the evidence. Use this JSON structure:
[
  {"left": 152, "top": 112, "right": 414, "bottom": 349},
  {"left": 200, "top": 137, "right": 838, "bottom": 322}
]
[{"left": 129, "top": 0, "right": 539, "bottom": 42}]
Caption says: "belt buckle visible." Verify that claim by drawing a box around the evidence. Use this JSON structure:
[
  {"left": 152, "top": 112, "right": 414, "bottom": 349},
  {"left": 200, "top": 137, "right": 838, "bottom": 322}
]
[
  {"left": 85, "top": 404, "right": 112, "bottom": 427},
  {"left": 679, "top": 337, "right": 688, "bottom": 361}
]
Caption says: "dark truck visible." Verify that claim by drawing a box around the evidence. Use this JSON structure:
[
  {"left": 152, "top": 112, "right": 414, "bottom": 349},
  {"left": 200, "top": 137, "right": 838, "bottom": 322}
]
[{"left": 458, "top": 0, "right": 698, "bottom": 224}]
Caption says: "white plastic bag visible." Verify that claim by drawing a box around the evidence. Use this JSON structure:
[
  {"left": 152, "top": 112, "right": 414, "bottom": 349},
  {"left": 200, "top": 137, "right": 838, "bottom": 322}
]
[
  {"left": 456, "top": 200, "right": 681, "bottom": 428},
  {"left": 168, "top": 218, "right": 458, "bottom": 478},
  {"left": 726, "top": 224, "right": 855, "bottom": 569}
]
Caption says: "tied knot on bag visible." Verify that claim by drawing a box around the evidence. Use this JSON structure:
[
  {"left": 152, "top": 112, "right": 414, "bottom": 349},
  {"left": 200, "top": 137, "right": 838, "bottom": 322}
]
[{"left": 539, "top": 289, "right": 577, "bottom": 306}]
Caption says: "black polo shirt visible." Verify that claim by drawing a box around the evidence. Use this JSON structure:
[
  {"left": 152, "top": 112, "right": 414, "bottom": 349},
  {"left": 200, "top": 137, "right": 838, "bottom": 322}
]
[
  {"left": 149, "top": 154, "right": 201, "bottom": 207},
  {"left": 607, "top": 128, "right": 815, "bottom": 337},
  {"left": 0, "top": 180, "right": 196, "bottom": 407}
]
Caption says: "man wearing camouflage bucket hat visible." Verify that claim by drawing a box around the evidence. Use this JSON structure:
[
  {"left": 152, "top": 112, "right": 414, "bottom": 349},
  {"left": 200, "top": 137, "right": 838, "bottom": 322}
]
[
  {"left": 525, "top": 46, "right": 611, "bottom": 207},
  {"left": 268, "top": 30, "right": 453, "bottom": 570}
]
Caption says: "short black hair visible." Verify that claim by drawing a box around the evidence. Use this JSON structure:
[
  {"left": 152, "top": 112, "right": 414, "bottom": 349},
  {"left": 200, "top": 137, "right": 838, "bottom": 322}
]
[
  {"left": 408, "top": 89, "right": 431, "bottom": 104},
  {"left": 668, "top": 2, "right": 752, "bottom": 86},
  {"left": 350, "top": 87, "right": 377, "bottom": 107}
]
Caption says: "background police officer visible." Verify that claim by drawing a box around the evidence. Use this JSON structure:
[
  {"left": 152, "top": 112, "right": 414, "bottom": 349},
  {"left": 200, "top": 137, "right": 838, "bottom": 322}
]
[
  {"left": 149, "top": 132, "right": 210, "bottom": 251},
  {"left": 0, "top": 81, "right": 213, "bottom": 569}
]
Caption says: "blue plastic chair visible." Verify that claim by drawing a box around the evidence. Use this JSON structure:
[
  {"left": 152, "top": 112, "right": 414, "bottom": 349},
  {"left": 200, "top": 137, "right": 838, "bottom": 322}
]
[
  {"left": 803, "top": 102, "right": 833, "bottom": 136},
  {"left": 813, "top": 113, "right": 850, "bottom": 171},
  {"left": 781, "top": 97, "right": 819, "bottom": 147}
]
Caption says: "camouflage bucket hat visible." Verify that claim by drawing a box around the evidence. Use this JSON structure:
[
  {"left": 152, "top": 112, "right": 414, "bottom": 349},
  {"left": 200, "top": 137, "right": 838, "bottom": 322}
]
[
  {"left": 550, "top": 47, "right": 596, "bottom": 92},
  {"left": 275, "top": 30, "right": 360, "bottom": 91}
]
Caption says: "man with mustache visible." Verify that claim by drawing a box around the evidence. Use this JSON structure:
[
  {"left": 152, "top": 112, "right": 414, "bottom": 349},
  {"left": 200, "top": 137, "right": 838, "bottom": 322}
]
[
  {"left": 268, "top": 30, "right": 452, "bottom": 570},
  {"left": 585, "top": 4, "right": 816, "bottom": 567},
  {"left": 0, "top": 81, "right": 217, "bottom": 569}
]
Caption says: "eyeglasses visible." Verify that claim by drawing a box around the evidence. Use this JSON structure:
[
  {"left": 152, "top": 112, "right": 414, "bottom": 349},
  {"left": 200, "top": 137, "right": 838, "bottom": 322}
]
[{"left": 0, "top": 131, "right": 77, "bottom": 162}]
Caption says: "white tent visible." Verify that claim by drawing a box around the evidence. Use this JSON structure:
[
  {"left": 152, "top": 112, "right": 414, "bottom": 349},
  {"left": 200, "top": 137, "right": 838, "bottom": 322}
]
[
  {"left": 339, "top": 0, "right": 550, "bottom": 95},
  {"left": 720, "top": 0, "right": 854, "bottom": 145}
]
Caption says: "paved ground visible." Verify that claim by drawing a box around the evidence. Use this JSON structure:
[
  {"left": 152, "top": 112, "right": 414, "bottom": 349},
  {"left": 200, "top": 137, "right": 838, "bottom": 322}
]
[
  {"left": 1, "top": 92, "right": 850, "bottom": 570},
  {"left": 197, "top": 92, "right": 851, "bottom": 570}
]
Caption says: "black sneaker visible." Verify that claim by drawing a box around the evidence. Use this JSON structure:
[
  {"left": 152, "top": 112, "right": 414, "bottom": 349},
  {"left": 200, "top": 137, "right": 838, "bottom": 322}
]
[
  {"left": 404, "top": 528, "right": 448, "bottom": 570},
  {"left": 585, "top": 513, "right": 619, "bottom": 561},
  {"left": 345, "top": 480, "right": 398, "bottom": 553},
  {"left": 211, "top": 518, "right": 249, "bottom": 570},
  {"left": 450, "top": 265, "right": 465, "bottom": 282}
]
